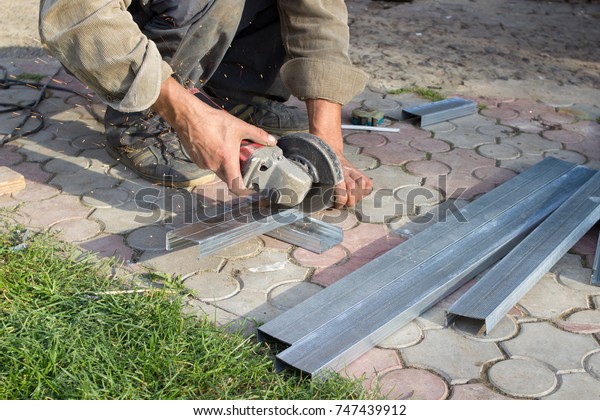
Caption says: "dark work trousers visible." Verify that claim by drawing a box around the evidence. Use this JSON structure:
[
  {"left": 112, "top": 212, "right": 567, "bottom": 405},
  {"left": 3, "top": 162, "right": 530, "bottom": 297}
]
[{"left": 128, "top": 0, "right": 290, "bottom": 105}]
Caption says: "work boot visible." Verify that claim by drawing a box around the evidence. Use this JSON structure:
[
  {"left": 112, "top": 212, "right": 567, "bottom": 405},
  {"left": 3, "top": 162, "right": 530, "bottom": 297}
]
[
  {"left": 227, "top": 98, "right": 309, "bottom": 136},
  {"left": 104, "top": 107, "right": 215, "bottom": 188}
]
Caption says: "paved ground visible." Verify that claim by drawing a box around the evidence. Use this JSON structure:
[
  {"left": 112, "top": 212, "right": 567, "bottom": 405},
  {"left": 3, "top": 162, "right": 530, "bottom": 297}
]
[{"left": 1, "top": 56, "right": 598, "bottom": 400}]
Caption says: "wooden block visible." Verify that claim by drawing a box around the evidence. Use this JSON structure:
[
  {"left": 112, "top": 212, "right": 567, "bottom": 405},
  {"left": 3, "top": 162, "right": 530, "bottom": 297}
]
[{"left": 0, "top": 167, "right": 26, "bottom": 195}]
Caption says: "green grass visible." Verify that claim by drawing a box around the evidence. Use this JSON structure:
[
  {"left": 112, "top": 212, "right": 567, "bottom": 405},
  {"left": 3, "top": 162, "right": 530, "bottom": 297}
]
[
  {"left": 596, "top": 116, "right": 600, "bottom": 124},
  {"left": 16, "top": 72, "right": 46, "bottom": 83},
  {"left": 0, "top": 226, "right": 372, "bottom": 400},
  {"left": 388, "top": 86, "right": 446, "bottom": 102}
]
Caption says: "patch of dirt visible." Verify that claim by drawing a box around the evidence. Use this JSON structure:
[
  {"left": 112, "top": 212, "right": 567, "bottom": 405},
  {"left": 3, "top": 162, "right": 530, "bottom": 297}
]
[{"left": 347, "top": 0, "right": 600, "bottom": 103}]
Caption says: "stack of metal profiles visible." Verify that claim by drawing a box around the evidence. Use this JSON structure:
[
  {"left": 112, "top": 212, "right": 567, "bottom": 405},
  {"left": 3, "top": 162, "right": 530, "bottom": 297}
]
[{"left": 258, "top": 158, "right": 599, "bottom": 378}]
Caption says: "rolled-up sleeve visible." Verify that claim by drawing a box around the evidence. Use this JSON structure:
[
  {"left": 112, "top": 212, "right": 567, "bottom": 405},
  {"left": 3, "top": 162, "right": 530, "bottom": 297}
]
[
  {"left": 277, "top": 0, "right": 368, "bottom": 105},
  {"left": 39, "top": 0, "right": 172, "bottom": 112}
]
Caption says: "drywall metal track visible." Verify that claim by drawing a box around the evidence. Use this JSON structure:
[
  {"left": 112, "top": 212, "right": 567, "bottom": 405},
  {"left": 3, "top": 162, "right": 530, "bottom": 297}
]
[
  {"left": 447, "top": 170, "right": 600, "bottom": 334},
  {"left": 259, "top": 158, "right": 593, "bottom": 377}
]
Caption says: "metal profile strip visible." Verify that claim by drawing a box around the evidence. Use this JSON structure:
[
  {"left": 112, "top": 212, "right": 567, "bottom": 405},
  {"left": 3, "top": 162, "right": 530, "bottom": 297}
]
[
  {"left": 258, "top": 158, "right": 579, "bottom": 347},
  {"left": 400, "top": 97, "right": 477, "bottom": 127},
  {"left": 592, "top": 231, "right": 600, "bottom": 286},
  {"left": 265, "top": 217, "right": 343, "bottom": 254},
  {"left": 447, "top": 171, "right": 600, "bottom": 333},
  {"left": 166, "top": 205, "right": 305, "bottom": 257},
  {"left": 270, "top": 166, "right": 594, "bottom": 377}
]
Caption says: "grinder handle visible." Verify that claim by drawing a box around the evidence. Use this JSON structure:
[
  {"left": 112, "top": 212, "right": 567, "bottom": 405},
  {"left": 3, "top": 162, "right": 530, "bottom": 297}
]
[{"left": 239, "top": 140, "right": 265, "bottom": 173}]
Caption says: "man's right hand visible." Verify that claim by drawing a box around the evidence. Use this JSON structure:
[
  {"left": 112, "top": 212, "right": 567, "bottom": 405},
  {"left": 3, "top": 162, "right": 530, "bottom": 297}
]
[{"left": 151, "top": 77, "right": 277, "bottom": 196}]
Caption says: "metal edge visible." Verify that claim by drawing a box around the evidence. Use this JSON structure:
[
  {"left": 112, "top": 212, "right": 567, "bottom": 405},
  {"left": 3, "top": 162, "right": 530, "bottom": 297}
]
[
  {"left": 265, "top": 217, "right": 343, "bottom": 254},
  {"left": 592, "top": 224, "right": 600, "bottom": 286}
]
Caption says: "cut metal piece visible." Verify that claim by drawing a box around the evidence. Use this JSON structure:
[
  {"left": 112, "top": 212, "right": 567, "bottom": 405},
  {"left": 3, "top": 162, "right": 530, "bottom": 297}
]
[
  {"left": 593, "top": 233, "right": 600, "bottom": 286},
  {"left": 400, "top": 97, "right": 477, "bottom": 127},
  {"left": 447, "top": 171, "right": 600, "bottom": 332},
  {"left": 166, "top": 203, "right": 305, "bottom": 257},
  {"left": 265, "top": 217, "right": 343, "bottom": 254},
  {"left": 258, "top": 157, "right": 580, "bottom": 348},
  {"left": 271, "top": 164, "right": 595, "bottom": 378}
]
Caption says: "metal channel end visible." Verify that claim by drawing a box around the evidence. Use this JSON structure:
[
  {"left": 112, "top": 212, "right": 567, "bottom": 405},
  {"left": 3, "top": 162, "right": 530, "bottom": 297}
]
[
  {"left": 265, "top": 217, "right": 342, "bottom": 254},
  {"left": 592, "top": 226, "right": 600, "bottom": 286},
  {"left": 446, "top": 171, "right": 600, "bottom": 334},
  {"left": 400, "top": 97, "right": 477, "bottom": 127}
]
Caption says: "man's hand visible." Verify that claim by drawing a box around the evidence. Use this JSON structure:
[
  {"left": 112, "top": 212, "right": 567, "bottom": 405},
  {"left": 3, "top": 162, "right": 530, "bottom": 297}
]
[
  {"left": 306, "top": 99, "right": 373, "bottom": 208},
  {"left": 152, "top": 77, "right": 277, "bottom": 195}
]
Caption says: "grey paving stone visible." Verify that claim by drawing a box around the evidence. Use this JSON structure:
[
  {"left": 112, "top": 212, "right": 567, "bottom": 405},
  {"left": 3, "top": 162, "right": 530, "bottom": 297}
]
[
  {"left": 501, "top": 322, "right": 598, "bottom": 371},
  {"left": 435, "top": 129, "right": 495, "bottom": 150},
  {"left": 426, "top": 121, "right": 457, "bottom": 134},
  {"left": 82, "top": 187, "right": 134, "bottom": 208},
  {"left": 477, "top": 143, "right": 521, "bottom": 160},
  {"left": 79, "top": 148, "right": 116, "bottom": 168},
  {"left": 106, "top": 164, "right": 141, "bottom": 181},
  {"left": 498, "top": 154, "right": 544, "bottom": 173},
  {"left": 43, "top": 155, "right": 91, "bottom": 174},
  {"left": 139, "top": 247, "right": 223, "bottom": 277},
  {"left": 567, "top": 309, "right": 600, "bottom": 325},
  {"left": 346, "top": 153, "right": 380, "bottom": 171},
  {"left": 91, "top": 200, "right": 164, "bottom": 234},
  {"left": 454, "top": 315, "right": 519, "bottom": 343},
  {"left": 544, "top": 373, "right": 600, "bottom": 400},
  {"left": 450, "top": 383, "right": 511, "bottom": 400},
  {"left": 17, "top": 138, "right": 79, "bottom": 162},
  {"left": 543, "top": 149, "right": 587, "bottom": 165},
  {"left": 594, "top": 296, "right": 600, "bottom": 309},
  {"left": 564, "top": 103, "right": 600, "bottom": 121},
  {"left": 363, "top": 165, "right": 421, "bottom": 190},
  {"left": 487, "top": 358, "right": 558, "bottom": 398},
  {"left": 70, "top": 134, "right": 106, "bottom": 151},
  {"left": 354, "top": 191, "right": 407, "bottom": 224},
  {"left": 378, "top": 322, "right": 424, "bottom": 349},
  {"left": 343, "top": 144, "right": 361, "bottom": 155},
  {"left": 363, "top": 98, "right": 402, "bottom": 113},
  {"left": 268, "top": 281, "right": 323, "bottom": 310},
  {"left": 214, "top": 289, "right": 282, "bottom": 323},
  {"left": 228, "top": 249, "right": 310, "bottom": 292},
  {"left": 215, "top": 237, "right": 263, "bottom": 260},
  {"left": 475, "top": 124, "right": 517, "bottom": 138},
  {"left": 126, "top": 225, "right": 171, "bottom": 251},
  {"left": 50, "top": 169, "right": 119, "bottom": 196},
  {"left": 185, "top": 299, "right": 241, "bottom": 327},
  {"left": 553, "top": 260, "right": 597, "bottom": 293},
  {"left": 184, "top": 272, "right": 241, "bottom": 302},
  {"left": 519, "top": 273, "right": 588, "bottom": 318},
  {"left": 12, "top": 182, "right": 60, "bottom": 202},
  {"left": 584, "top": 351, "right": 600, "bottom": 381},
  {"left": 450, "top": 113, "right": 497, "bottom": 129},
  {"left": 401, "top": 328, "right": 503, "bottom": 384},
  {"left": 501, "top": 133, "right": 561, "bottom": 156}
]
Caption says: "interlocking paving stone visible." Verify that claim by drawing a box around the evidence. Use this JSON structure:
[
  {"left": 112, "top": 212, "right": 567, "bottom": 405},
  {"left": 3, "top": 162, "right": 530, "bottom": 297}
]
[
  {"left": 260, "top": 235, "right": 292, "bottom": 252},
  {"left": 480, "top": 106, "right": 519, "bottom": 120},
  {"left": 43, "top": 156, "right": 90, "bottom": 174},
  {"left": 475, "top": 124, "right": 517, "bottom": 138},
  {"left": 342, "top": 222, "right": 405, "bottom": 257},
  {"left": 454, "top": 316, "right": 519, "bottom": 343},
  {"left": 434, "top": 129, "right": 495, "bottom": 150},
  {"left": 563, "top": 104, "right": 600, "bottom": 121},
  {"left": 450, "top": 384, "right": 511, "bottom": 400},
  {"left": 126, "top": 225, "right": 170, "bottom": 251},
  {"left": 355, "top": 191, "right": 408, "bottom": 223},
  {"left": 78, "top": 233, "right": 134, "bottom": 262},
  {"left": 291, "top": 245, "right": 348, "bottom": 268},
  {"left": 12, "top": 182, "right": 60, "bottom": 202},
  {"left": 268, "top": 281, "right": 323, "bottom": 310},
  {"left": 16, "top": 139, "right": 78, "bottom": 162},
  {"left": 450, "top": 113, "right": 498, "bottom": 129},
  {"left": 184, "top": 299, "right": 241, "bottom": 327},
  {"left": 214, "top": 290, "right": 282, "bottom": 324},
  {"left": 362, "top": 142, "right": 425, "bottom": 166},
  {"left": 184, "top": 272, "right": 241, "bottom": 302},
  {"left": 345, "top": 132, "right": 388, "bottom": 148},
  {"left": 544, "top": 373, "right": 600, "bottom": 400},
  {"left": 565, "top": 310, "right": 600, "bottom": 327},
  {"left": 91, "top": 200, "right": 163, "bottom": 234},
  {"left": 81, "top": 187, "right": 134, "bottom": 208},
  {"left": 405, "top": 160, "right": 451, "bottom": 177},
  {"left": 425, "top": 171, "right": 495, "bottom": 200},
  {"left": 518, "top": 274, "right": 588, "bottom": 318},
  {"left": 378, "top": 322, "right": 424, "bottom": 349},
  {"left": 432, "top": 148, "right": 495, "bottom": 169},
  {"left": 584, "top": 351, "right": 600, "bottom": 381},
  {"left": 50, "top": 218, "right": 102, "bottom": 242},
  {"left": 375, "top": 368, "right": 449, "bottom": 400},
  {"left": 395, "top": 185, "right": 443, "bottom": 207},
  {"left": 501, "top": 133, "right": 562, "bottom": 156},
  {"left": 106, "top": 163, "right": 141, "bottom": 181},
  {"left": 215, "top": 237, "right": 263, "bottom": 260},
  {"left": 312, "top": 257, "right": 372, "bottom": 287},
  {"left": 50, "top": 169, "right": 119, "bottom": 196},
  {"left": 542, "top": 129, "right": 584, "bottom": 144},
  {"left": 139, "top": 247, "right": 223, "bottom": 277},
  {"left": 553, "top": 262, "right": 597, "bottom": 293},
  {"left": 505, "top": 118, "right": 546, "bottom": 134},
  {"left": 497, "top": 153, "right": 544, "bottom": 173},
  {"left": 343, "top": 143, "right": 361, "bottom": 155},
  {"left": 537, "top": 111, "right": 577, "bottom": 126},
  {"left": 79, "top": 148, "right": 115, "bottom": 168},
  {"left": 313, "top": 208, "right": 359, "bottom": 231},
  {"left": 402, "top": 328, "right": 503, "bottom": 384},
  {"left": 487, "top": 358, "right": 558, "bottom": 398},
  {"left": 342, "top": 348, "right": 402, "bottom": 385},
  {"left": 477, "top": 143, "right": 521, "bottom": 160},
  {"left": 228, "top": 250, "right": 309, "bottom": 291},
  {"left": 562, "top": 120, "right": 600, "bottom": 138},
  {"left": 387, "top": 199, "right": 470, "bottom": 238},
  {"left": 542, "top": 149, "right": 587, "bottom": 165},
  {"left": 471, "top": 166, "right": 516, "bottom": 184},
  {"left": 346, "top": 153, "right": 379, "bottom": 170},
  {"left": 0, "top": 144, "right": 23, "bottom": 166},
  {"left": 20, "top": 194, "right": 90, "bottom": 227},
  {"left": 362, "top": 165, "right": 421, "bottom": 190},
  {"left": 426, "top": 121, "right": 457, "bottom": 134},
  {"left": 566, "top": 139, "right": 600, "bottom": 162},
  {"left": 408, "top": 137, "right": 451, "bottom": 153},
  {"left": 501, "top": 322, "right": 599, "bottom": 371},
  {"left": 11, "top": 162, "right": 52, "bottom": 183}
]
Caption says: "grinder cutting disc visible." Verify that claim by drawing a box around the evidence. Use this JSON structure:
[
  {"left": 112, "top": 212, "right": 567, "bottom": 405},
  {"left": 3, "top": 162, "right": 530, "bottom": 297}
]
[{"left": 277, "top": 133, "right": 343, "bottom": 213}]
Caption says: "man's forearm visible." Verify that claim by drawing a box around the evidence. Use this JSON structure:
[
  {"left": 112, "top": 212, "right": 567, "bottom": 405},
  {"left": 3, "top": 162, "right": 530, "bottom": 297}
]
[{"left": 305, "top": 98, "right": 344, "bottom": 155}]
